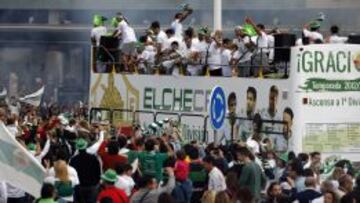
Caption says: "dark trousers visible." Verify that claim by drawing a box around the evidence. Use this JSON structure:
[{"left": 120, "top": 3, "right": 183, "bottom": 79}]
[
  {"left": 209, "top": 68, "right": 223, "bottom": 76},
  {"left": 74, "top": 185, "right": 99, "bottom": 203},
  {"left": 7, "top": 197, "right": 28, "bottom": 203}
]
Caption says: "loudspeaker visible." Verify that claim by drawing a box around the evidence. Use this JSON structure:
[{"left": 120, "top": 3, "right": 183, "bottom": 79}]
[
  {"left": 348, "top": 35, "right": 360, "bottom": 44},
  {"left": 98, "top": 36, "right": 119, "bottom": 62},
  {"left": 274, "top": 33, "right": 296, "bottom": 62}
]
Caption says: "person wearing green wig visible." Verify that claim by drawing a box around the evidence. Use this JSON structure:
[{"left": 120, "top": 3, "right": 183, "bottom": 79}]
[{"left": 91, "top": 15, "right": 107, "bottom": 46}]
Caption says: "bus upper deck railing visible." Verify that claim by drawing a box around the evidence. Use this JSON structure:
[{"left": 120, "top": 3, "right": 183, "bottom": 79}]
[{"left": 91, "top": 45, "right": 291, "bottom": 78}]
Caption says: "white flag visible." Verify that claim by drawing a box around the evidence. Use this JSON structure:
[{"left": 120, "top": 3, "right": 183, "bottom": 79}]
[
  {"left": 0, "top": 122, "right": 46, "bottom": 197},
  {"left": 0, "top": 88, "right": 6, "bottom": 98},
  {"left": 19, "top": 86, "right": 45, "bottom": 107}
]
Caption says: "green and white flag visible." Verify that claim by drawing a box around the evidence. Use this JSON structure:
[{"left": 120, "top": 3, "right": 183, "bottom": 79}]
[
  {"left": 0, "top": 122, "right": 45, "bottom": 197},
  {"left": 19, "top": 86, "right": 44, "bottom": 107}
]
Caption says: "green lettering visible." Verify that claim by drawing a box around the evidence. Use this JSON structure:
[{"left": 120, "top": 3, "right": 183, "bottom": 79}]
[
  {"left": 314, "top": 51, "right": 324, "bottom": 72},
  {"left": 205, "top": 90, "right": 212, "bottom": 112},
  {"left": 183, "top": 89, "right": 193, "bottom": 112},
  {"left": 337, "top": 51, "right": 347, "bottom": 72},
  {"left": 152, "top": 88, "right": 161, "bottom": 110},
  {"left": 348, "top": 51, "right": 351, "bottom": 72},
  {"left": 302, "top": 51, "right": 313, "bottom": 72},
  {"left": 144, "top": 87, "right": 153, "bottom": 109},
  {"left": 326, "top": 52, "right": 336, "bottom": 72},
  {"left": 173, "top": 89, "right": 183, "bottom": 111},
  {"left": 193, "top": 90, "right": 204, "bottom": 112},
  {"left": 162, "top": 88, "right": 172, "bottom": 110}
]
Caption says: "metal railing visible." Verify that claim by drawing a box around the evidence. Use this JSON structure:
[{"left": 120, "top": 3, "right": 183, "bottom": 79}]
[{"left": 91, "top": 45, "right": 291, "bottom": 78}]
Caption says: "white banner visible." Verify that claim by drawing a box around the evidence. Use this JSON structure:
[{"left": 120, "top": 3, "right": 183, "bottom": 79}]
[
  {"left": 19, "top": 86, "right": 45, "bottom": 107},
  {"left": 0, "top": 122, "right": 45, "bottom": 197},
  {"left": 291, "top": 44, "right": 360, "bottom": 157},
  {"left": 90, "top": 73, "right": 292, "bottom": 147}
]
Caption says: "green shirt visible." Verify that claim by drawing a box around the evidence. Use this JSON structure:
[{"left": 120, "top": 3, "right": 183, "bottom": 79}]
[
  {"left": 238, "top": 161, "right": 266, "bottom": 200},
  {"left": 128, "top": 151, "right": 168, "bottom": 182},
  {"left": 37, "top": 198, "right": 57, "bottom": 203}
]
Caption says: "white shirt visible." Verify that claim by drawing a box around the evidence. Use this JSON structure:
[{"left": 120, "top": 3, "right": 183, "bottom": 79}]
[
  {"left": 184, "top": 45, "right": 201, "bottom": 76},
  {"left": 246, "top": 137, "right": 260, "bottom": 154},
  {"left": 117, "top": 20, "right": 137, "bottom": 44},
  {"left": 303, "top": 29, "right": 324, "bottom": 42},
  {"left": 156, "top": 30, "right": 168, "bottom": 44},
  {"left": 48, "top": 165, "right": 80, "bottom": 186},
  {"left": 171, "top": 19, "right": 183, "bottom": 39},
  {"left": 91, "top": 26, "right": 107, "bottom": 46},
  {"left": 195, "top": 40, "right": 211, "bottom": 66},
  {"left": 329, "top": 35, "right": 348, "bottom": 44},
  {"left": 139, "top": 45, "right": 156, "bottom": 64},
  {"left": 207, "top": 41, "right": 222, "bottom": 70},
  {"left": 221, "top": 49, "right": 232, "bottom": 77},
  {"left": 208, "top": 167, "right": 227, "bottom": 192},
  {"left": 6, "top": 183, "right": 25, "bottom": 198},
  {"left": 233, "top": 37, "right": 252, "bottom": 62},
  {"left": 115, "top": 175, "right": 135, "bottom": 196},
  {"left": 163, "top": 36, "right": 183, "bottom": 51},
  {"left": 0, "top": 182, "right": 6, "bottom": 202},
  {"left": 6, "top": 125, "right": 18, "bottom": 137},
  {"left": 251, "top": 31, "right": 269, "bottom": 54}
]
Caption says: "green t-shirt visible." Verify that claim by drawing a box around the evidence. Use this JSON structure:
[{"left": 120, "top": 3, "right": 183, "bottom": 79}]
[
  {"left": 129, "top": 151, "right": 168, "bottom": 181},
  {"left": 238, "top": 162, "right": 266, "bottom": 200},
  {"left": 37, "top": 198, "right": 57, "bottom": 203}
]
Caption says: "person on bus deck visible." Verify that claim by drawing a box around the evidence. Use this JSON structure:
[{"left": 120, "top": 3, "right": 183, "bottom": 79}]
[
  {"left": 207, "top": 30, "right": 223, "bottom": 76},
  {"left": 326, "top": 25, "right": 348, "bottom": 44},
  {"left": 302, "top": 21, "right": 324, "bottom": 44},
  {"left": 183, "top": 29, "right": 202, "bottom": 76},
  {"left": 137, "top": 35, "right": 157, "bottom": 74},
  {"left": 244, "top": 17, "right": 269, "bottom": 77},
  {"left": 91, "top": 15, "right": 107, "bottom": 47},
  {"left": 160, "top": 41, "right": 183, "bottom": 75},
  {"left": 232, "top": 26, "right": 253, "bottom": 77},
  {"left": 113, "top": 12, "right": 137, "bottom": 73},
  {"left": 171, "top": 4, "right": 193, "bottom": 40},
  {"left": 196, "top": 27, "right": 212, "bottom": 76},
  {"left": 239, "top": 87, "right": 257, "bottom": 142},
  {"left": 149, "top": 21, "right": 168, "bottom": 50},
  {"left": 221, "top": 38, "right": 233, "bottom": 77},
  {"left": 261, "top": 85, "right": 282, "bottom": 151}
]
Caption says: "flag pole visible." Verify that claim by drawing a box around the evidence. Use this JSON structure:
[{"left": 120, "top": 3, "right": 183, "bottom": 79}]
[{"left": 214, "top": 0, "right": 222, "bottom": 30}]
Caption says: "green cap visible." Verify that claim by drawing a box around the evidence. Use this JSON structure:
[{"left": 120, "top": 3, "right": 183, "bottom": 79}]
[
  {"left": 279, "top": 152, "right": 288, "bottom": 162},
  {"left": 101, "top": 169, "right": 118, "bottom": 183},
  {"left": 198, "top": 26, "right": 210, "bottom": 36},
  {"left": 76, "top": 138, "right": 88, "bottom": 150},
  {"left": 309, "top": 21, "right": 321, "bottom": 29},
  {"left": 242, "top": 24, "right": 257, "bottom": 36}
]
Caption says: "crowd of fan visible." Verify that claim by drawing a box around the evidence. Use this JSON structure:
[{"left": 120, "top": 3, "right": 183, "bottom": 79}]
[
  {"left": 91, "top": 8, "right": 350, "bottom": 77},
  {"left": 0, "top": 102, "right": 360, "bottom": 203}
]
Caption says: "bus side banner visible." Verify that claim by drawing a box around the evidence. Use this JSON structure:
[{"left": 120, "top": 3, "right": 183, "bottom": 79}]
[
  {"left": 291, "top": 44, "right": 360, "bottom": 157},
  {"left": 90, "top": 44, "right": 360, "bottom": 158}
]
